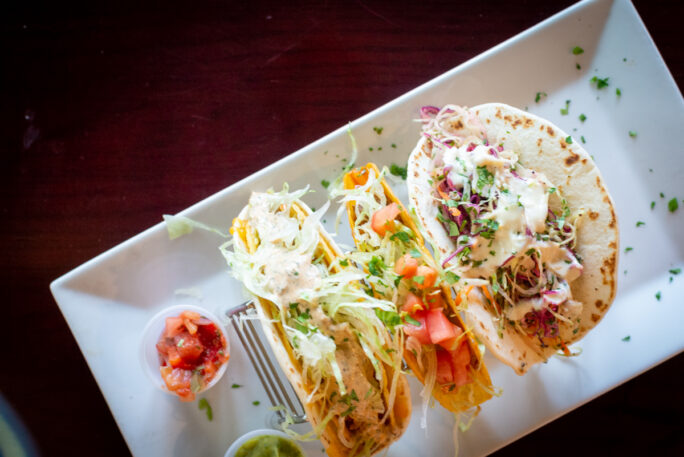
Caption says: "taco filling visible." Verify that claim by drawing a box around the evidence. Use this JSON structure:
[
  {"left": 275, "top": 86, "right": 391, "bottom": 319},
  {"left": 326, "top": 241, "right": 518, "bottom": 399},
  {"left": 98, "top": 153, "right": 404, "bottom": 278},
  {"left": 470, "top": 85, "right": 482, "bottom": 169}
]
[
  {"left": 420, "top": 105, "right": 584, "bottom": 351},
  {"left": 224, "top": 187, "right": 409, "bottom": 455}
]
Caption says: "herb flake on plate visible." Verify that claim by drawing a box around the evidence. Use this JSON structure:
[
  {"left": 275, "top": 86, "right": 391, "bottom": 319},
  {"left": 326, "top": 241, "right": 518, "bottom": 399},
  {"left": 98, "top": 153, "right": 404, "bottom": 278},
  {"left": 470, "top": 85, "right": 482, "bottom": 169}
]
[{"left": 668, "top": 197, "right": 679, "bottom": 213}]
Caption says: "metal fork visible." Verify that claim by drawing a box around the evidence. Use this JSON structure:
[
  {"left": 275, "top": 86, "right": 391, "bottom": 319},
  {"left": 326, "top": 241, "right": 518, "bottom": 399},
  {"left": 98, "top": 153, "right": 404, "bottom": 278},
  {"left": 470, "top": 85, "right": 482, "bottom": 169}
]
[{"left": 226, "top": 301, "right": 308, "bottom": 424}]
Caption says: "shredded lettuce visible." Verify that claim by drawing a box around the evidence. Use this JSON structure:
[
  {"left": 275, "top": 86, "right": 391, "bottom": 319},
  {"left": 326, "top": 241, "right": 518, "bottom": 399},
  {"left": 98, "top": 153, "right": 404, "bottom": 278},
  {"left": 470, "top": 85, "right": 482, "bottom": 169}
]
[{"left": 163, "top": 214, "right": 229, "bottom": 239}]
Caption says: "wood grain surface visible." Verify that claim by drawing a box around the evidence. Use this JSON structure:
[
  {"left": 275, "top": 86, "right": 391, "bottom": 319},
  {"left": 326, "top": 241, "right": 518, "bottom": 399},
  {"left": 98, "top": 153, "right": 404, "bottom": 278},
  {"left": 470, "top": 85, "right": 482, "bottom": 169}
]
[{"left": 1, "top": 1, "right": 682, "bottom": 456}]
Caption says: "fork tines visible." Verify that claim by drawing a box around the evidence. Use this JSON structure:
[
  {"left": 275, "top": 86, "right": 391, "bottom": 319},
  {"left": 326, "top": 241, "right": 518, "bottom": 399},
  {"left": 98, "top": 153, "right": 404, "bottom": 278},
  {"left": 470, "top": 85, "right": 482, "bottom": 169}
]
[{"left": 227, "top": 302, "right": 307, "bottom": 424}]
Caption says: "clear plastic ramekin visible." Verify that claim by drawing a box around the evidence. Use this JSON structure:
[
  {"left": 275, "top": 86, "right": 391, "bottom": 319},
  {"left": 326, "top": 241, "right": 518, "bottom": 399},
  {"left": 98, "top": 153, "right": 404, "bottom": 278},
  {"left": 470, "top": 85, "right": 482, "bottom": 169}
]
[{"left": 139, "top": 304, "right": 230, "bottom": 397}]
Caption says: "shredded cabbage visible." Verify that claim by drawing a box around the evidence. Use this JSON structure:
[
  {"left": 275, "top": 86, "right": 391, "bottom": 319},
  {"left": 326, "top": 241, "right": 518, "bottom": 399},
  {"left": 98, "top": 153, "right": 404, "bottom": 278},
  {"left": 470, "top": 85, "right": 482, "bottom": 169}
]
[
  {"left": 223, "top": 185, "right": 404, "bottom": 453},
  {"left": 162, "top": 214, "right": 229, "bottom": 239}
]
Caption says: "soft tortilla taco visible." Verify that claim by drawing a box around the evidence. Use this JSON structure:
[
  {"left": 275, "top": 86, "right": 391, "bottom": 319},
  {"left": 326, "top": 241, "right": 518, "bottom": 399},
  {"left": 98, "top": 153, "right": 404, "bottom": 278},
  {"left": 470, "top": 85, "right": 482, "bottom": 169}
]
[
  {"left": 333, "top": 163, "right": 493, "bottom": 419},
  {"left": 224, "top": 186, "right": 411, "bottom": 457},
  {"left": 407, "top": 104, "right": 618, "bottom": 374}
]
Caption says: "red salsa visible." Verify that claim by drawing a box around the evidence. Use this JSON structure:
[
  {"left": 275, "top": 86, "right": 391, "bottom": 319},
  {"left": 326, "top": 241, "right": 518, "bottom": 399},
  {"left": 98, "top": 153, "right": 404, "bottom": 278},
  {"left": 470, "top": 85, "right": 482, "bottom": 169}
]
[{"left": 156, "top": 310, "right": 229, "bottom": 401}]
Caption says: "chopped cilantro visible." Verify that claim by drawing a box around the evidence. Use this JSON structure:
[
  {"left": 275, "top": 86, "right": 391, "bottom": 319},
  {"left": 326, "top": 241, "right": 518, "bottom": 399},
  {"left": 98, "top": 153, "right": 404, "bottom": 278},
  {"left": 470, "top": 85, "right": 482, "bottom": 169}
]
[
  {"left": 198, "top": 398, "right": 213, "bottom": 421},
  {"left": 445, "top": 271, "right": 460, "bottom": 284},
  {"left": 373, "top": 126, "right": 383, "bottom": 135},
  {"left": 651, "top": 201, "right": 655, "bottom": 210},
  {"left": 390, "top": 163, "right": 407, "bottom": 180},
  {"left": 576, "top": 63, "right": 581, "bottom": 70},
  {"left": 389, "top": 231, "right": 411, "bottom": 243},
  {"left": 636, "top": 221, "right": 645, "bottom": 227},
  {"left": 624, "top": 247, "right": 633, "bottom": 253},
  {"left": 321, "top": 179, "right": 330, "bottom": 189},
  {"left": 413, "top": 275, "right": 425, "bottom": 285},
  {"left": 660, "top": 192, "right": 665, "bottom": 198},
  {"left": 616, "top": 88, "right": 622, "bottom": 97},
  {"left": 590, "top": 76, "right": 610, "bottom": 89},
  {"left": 375, "top": 309, "right": 401, "bottom": 331},
  {"left": 579, "top": 113, "right": 586, "bottom": 122},
  {"left": 368, "top": 256, "right": 386, "bottom": 276},
  {"left": 339, "top": 259, "right": 349, "bottom": 267},
  {"left": 565, "top": 136, "right": 573, "bottom": 144},
  {"left": 628, "top": 130, "right": 637, "bottom": 138},
  {"left": 368, "top": 147, "right": 373, "bottom": 151},
  {"left": 572, "top": 46, "right": 584, "bottom": 55},
  {"left": 621, "top": 335, "right": 631, "bottom": 342},
  {"left": 252, "top": 401, "right": 260, "bottom": 406},
  {"left": 560, "top": 99, "right": 570, "bottom": 115},
  {"left": 231, "top": 384, "right": 242, "bottom": 388},
  {"left": 655, "top": 291, "right": 661, "bottom": 301},
  {"left": 668, "top": 197, "right": 679, "bottom": 212},
  {"left": 535, "top": 91, "right": 547, "bottom": 103},
  {"left": 403, "top": 314, "right": 420, "bottom": 326},
  {"left": 580, "top": 135, "right": 586, "bottom": 144},
  {"left": 476, "top": 166, "right": 494, "bottom": 190},
  {"left": 669, "top": 268, "right": 681, "bottom": 275},
  {"left": 391, "top": 143, "right": 397, "bottom": 148},
  {"left": 549, "top": 187, "right": 557, "bottom": 194}
]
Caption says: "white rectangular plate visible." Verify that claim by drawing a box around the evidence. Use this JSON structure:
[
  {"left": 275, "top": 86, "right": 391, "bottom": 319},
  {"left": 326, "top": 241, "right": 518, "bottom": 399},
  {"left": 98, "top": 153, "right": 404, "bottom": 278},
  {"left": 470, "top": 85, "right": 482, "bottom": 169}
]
[{"left": 51, "top": 0, "right": 684, "bottom": 456}]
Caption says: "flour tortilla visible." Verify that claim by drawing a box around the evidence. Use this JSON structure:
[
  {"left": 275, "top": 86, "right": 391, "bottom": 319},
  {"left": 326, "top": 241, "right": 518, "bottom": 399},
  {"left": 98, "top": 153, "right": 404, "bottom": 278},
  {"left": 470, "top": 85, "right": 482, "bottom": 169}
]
[
  {"left": 231, "top": 201, "right": 411, "bottom": 456},
  {"left": 407, "top": 103, "right": 618, "bottom": 374}
]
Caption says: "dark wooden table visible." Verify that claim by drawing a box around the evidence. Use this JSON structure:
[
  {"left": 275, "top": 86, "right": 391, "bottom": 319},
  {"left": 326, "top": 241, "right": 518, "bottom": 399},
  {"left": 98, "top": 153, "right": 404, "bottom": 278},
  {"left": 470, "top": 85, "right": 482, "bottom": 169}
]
[{"left": 2, "top": 1, "right": 683, "bottom": 455}]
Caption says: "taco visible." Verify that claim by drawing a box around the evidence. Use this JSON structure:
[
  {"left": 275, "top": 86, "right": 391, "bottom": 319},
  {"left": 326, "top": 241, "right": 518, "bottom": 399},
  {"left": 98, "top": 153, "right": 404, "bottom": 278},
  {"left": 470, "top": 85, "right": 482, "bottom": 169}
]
[
  {"left": 407, "top": 104, "right": 618, "bottom": 374},
  {"left": 225, "top": 186, "right": 411, "bottom": 457},
  {"left": 334, "top": 163, "right": 493, "bottom": 418}
]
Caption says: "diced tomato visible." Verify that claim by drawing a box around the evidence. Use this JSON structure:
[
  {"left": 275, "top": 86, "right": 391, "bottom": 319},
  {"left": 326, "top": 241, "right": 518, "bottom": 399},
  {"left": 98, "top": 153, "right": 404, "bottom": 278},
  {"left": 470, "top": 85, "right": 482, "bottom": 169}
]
[
  {"left": 402, "top": 309, "right": 431, "bottom": 345},
  {"left": 371, "top": 203, "right": 400, "bottom": 237},
  {"left": 400, "top": 292, "right": 425, "bottom": 315},
  {"left": 176, "top": 335, "right": 203, "bottom": 363},
  {"left": 451, "top": 340, "right": 471, "bottom": 367},
  {"left": 450, "top": 341, "right": 472, "bottom": 387},
  {"left": 425, "top": 292, "right": 445, "bottom": 310},
  {"left": 394, "top": 254, "right": 419, "bottom": 278},
  {"left": 160, "top": 366, "right": 194, "bottom": 401},
  {"left": 164, "top": 317, "right": 185, "bottom": 338},
  {"left": 452, "top": 364, "right": 469, "bottom": 387},
  {"left": 435, "top": 349, "right": 454, "bottom": 385},
  {"left": 438, "top": 328, "right": 464, "bottom": 351},
  {"left": 413, "top": 265, "right": 437, "bottom": 289},
  {"left": 426, "top": 309, "right": 458, "bottom": 345},
  {"left": 183, "top": 318, "right": 198, "bottom": 335},
  {"left": 167, "top": 346, "right": 184, "bottom": 368}
]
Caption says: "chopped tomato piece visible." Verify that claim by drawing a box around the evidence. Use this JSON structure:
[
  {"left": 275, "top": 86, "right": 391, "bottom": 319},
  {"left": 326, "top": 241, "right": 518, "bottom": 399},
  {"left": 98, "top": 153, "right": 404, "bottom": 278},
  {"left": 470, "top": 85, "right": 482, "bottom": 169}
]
[
  {"left": 183, "top": 318, "right": 198, "bottom": 335},
  {"left": 413, "top": 265, "right": 437, "bottom": 289},
  {"left": 438, "top": 327, "right": 464, "bottom": 351},
  {"left": 394, "top": 254, "right": 418, "bottom": 278},
  {"left": 452, "top": 363, "right": 470, "bottom": 387},
  {"left": 371, "top": 203, "right": 400, "bottom": 237},
  {"left": 176, "top": 335, "right": 203, "bottom": 363},
  {"left": 435, "top": 349, "right": 454, "bottom": 385},
  {"left": 165, "top": 317, "right": 185, "bottom": 338},
  {"left": 160, "top": 366, "right": 194, "bottom": 401},
  {"left": 426, "top": 309, "right": 458, "bottom": 345},
  {"left": 451, "top": 340, "right": 471, "bottom": 367},
  {"left": 166, "top": 346, "right": 183, "bottom": 368},
  {"left": 402, "top": 309, "right": 431, "bottom": 345},
  {"left": 425, "top": 292, "right": 445, "bottom": 310},
  {"left": 400, "top": 292, "right": 425, "bottom": 315}
]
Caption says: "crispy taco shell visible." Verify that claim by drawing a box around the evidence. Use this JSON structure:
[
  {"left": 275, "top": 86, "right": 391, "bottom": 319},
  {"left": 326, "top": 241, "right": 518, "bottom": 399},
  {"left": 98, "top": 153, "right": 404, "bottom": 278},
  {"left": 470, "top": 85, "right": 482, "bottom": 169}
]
[
  {"left": 343, "top": 163, "right": 493, "bottom": 412},
  {"left": 231, "top": 198, "right": 411, "bottom": 457}
]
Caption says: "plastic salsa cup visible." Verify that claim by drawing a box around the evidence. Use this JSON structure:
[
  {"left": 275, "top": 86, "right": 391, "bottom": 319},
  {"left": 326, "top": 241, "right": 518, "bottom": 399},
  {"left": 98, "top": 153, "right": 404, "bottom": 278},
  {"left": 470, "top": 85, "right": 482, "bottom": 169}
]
[
  {"left": 224, "top": 429, "right": 304, "bottom": 457},
  {"left": 140, "top": 304, "right": 230, "bottom": 400}
]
